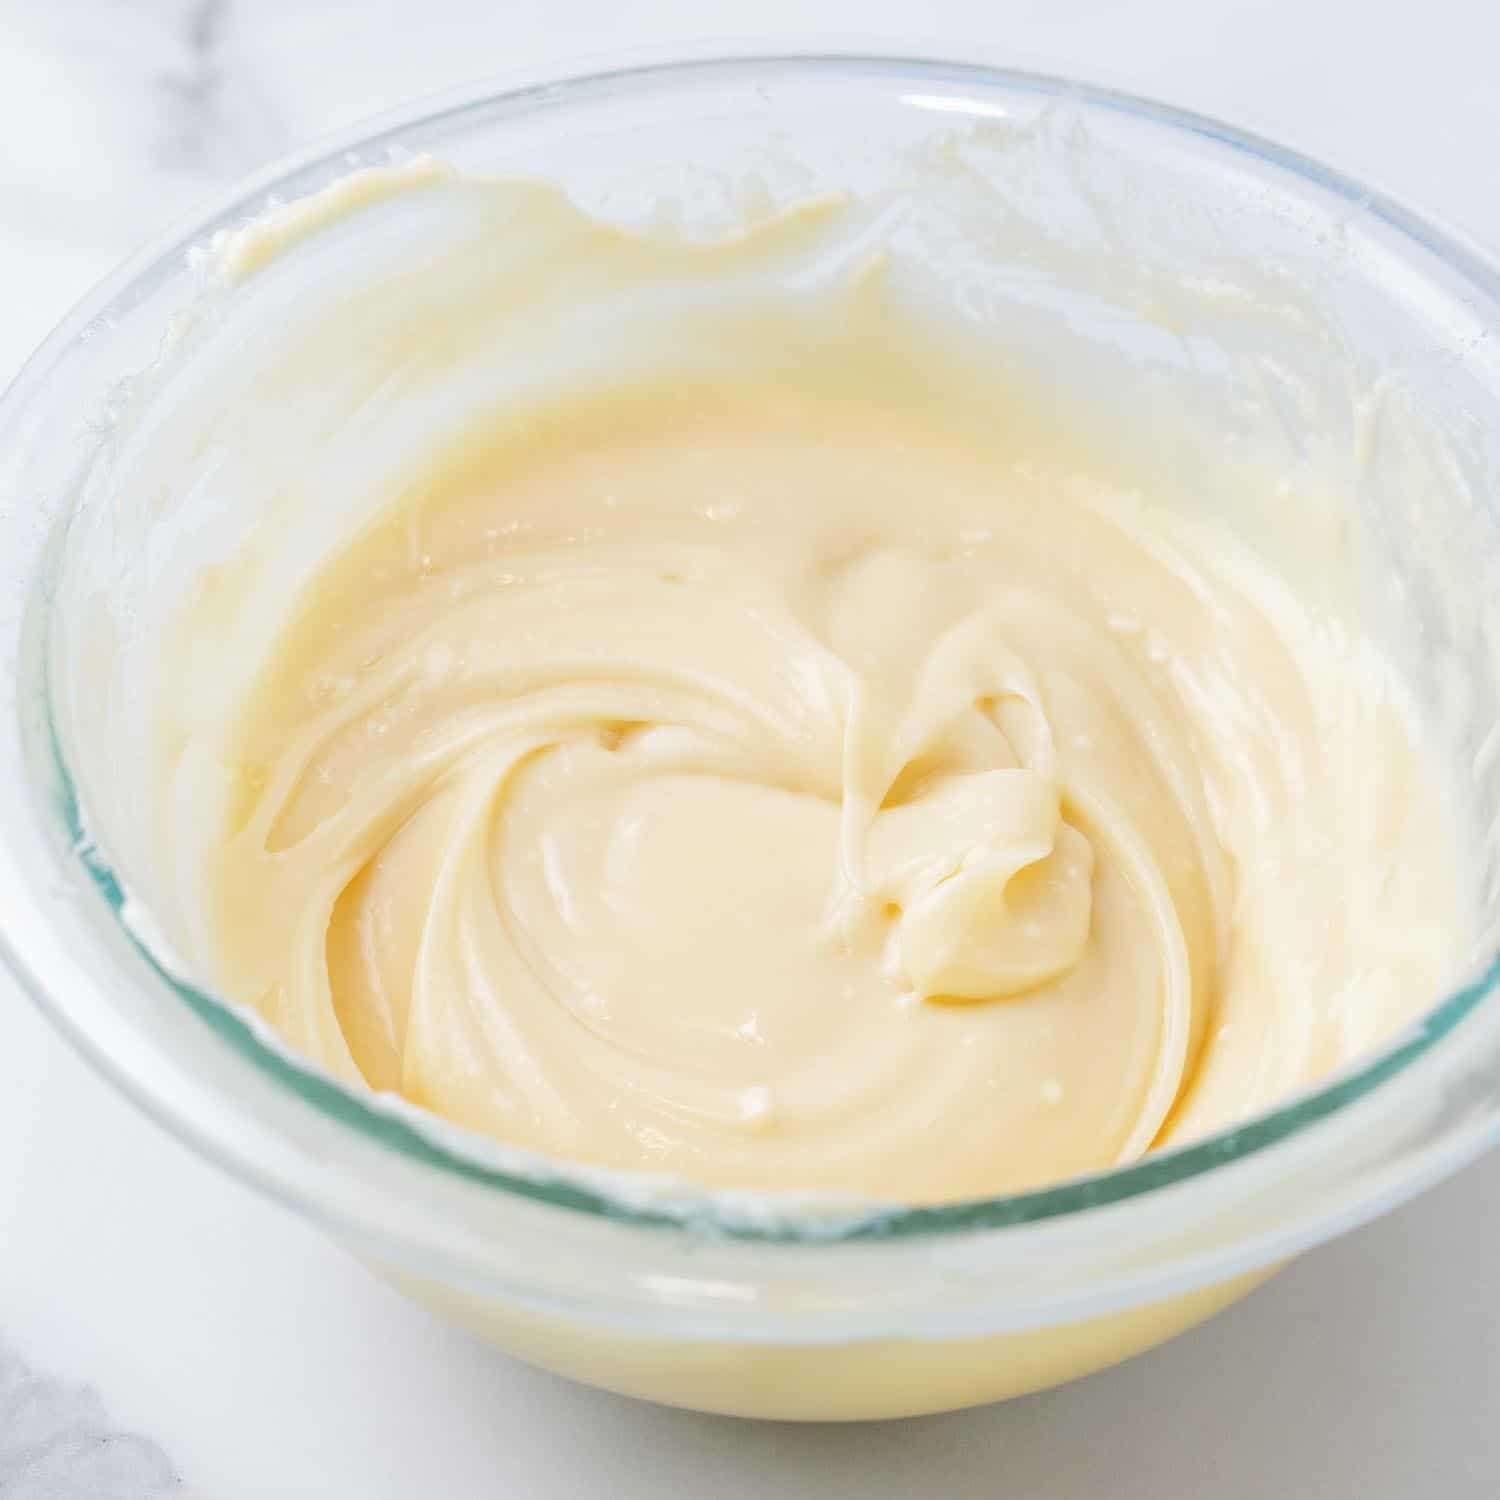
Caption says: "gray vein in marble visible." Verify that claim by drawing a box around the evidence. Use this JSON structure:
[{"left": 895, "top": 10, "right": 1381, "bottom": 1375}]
[
  {"left": 0, "top": 1339, "right": 190, "bottom": 1499},
  {"left": 152, "top": 0, "right": 285, "bottom": 177}
]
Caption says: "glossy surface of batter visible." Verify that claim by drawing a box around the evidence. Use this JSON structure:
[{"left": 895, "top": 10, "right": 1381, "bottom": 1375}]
[{"left": 190, "top": 170, "right": 1467, "bottom": 1203}]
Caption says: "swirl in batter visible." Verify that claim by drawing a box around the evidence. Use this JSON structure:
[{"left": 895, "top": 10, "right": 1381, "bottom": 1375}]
[{"left": 202, "top": 355, "right": 1464, "bottom": 1201}]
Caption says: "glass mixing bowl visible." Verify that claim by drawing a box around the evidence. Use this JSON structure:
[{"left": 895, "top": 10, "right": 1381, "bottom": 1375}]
[{"left": 6, "top": 53, "right": 1500, "bottom": 1420}]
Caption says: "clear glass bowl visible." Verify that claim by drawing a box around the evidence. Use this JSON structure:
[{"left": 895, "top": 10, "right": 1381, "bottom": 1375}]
[{"left": 6, "top": 53, "right": 1500, "bottom": 1419}]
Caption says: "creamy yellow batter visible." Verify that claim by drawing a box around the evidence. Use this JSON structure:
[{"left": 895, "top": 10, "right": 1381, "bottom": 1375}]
[
  {"left": 109, "top": 163, "right": 1464, "bottom": 1211},
  {"left": 201, "top": 340, "right": 1465, "bottom": 1202}
]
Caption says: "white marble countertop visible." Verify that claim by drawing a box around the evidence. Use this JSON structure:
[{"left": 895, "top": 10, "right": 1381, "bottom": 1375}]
[{"left": 3, "top": 2, "right": 1500, "bottom": 1495}]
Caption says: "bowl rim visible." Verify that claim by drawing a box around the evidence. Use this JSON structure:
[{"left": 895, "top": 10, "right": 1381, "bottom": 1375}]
[{"left": 12, "top": 46, "right": 1500, "bottom": 1249}]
